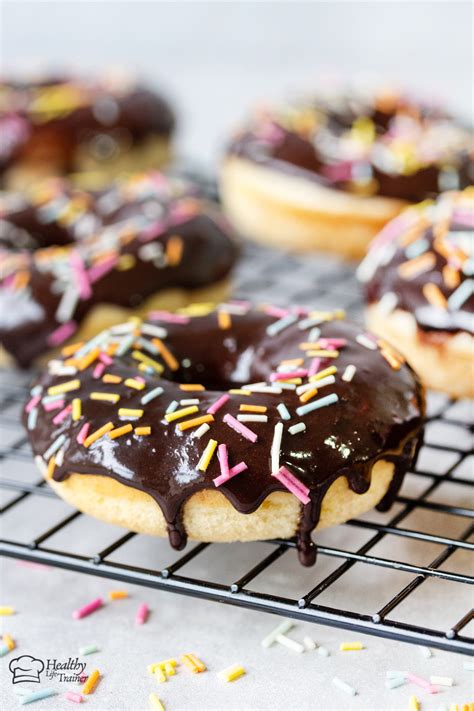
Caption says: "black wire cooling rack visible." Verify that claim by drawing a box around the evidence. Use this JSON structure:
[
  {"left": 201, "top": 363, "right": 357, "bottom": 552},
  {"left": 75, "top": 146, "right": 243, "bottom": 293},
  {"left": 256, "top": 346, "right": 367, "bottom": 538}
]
[{"left": 0, "top": 240, "right": 473, "bottom": 656}]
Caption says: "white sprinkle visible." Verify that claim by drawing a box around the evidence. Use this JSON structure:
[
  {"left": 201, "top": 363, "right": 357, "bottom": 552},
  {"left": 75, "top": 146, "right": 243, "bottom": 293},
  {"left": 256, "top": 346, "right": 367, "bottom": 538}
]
[
  {"left": 27, "top": 408, "right": 38, "bottom": 430},
  {"left": 43, "top": 434, "right": 66, "bottom": 461},
  {"left": 271, "top": 422, "right": 283, "bottom": 473},
  {"left": 420, "top": 645, "right": 432, "bottom": 658},
  {"left": 194, "top": 423, "right": 210, "bottom": 439},
  {"left": 141, "top": 386, "right": 164, "bottom": 405},
  {"left": 116, "top": 334, "right": 135, "bottom": 356},
  {"left": 377, "top": 291, "right": 398, "bottom": 315},
  {"left": 237, "top": 414, "right": 268, "bottom": 423},
  {"left": 275, "top": 634, "right": 304, "bottom": 654},
  {"left": 429, "top": 676, "right": 453, "bottom": 686},
  {"left": 448, "top": 279, "right": 474, "bottom": 310},
  {"left": 244, "top": 384, "right": 282, "bottom": 395},
  {"left": 278, "top": 382, "right": 297, "bottom": 391},
  {"left": 261, "top": 620, "right": 294, "bottom": 648},
  {"left": 111, "top": 321, "right": 136, "bottom": 334},
  {"left": 180, "top": 399, "right": 200, "bottom": 406},
  {"left": 298, "top": 316, "right": 324, "bottom": 330},
  {"left": 318, "top": 646, "right": 330, "bottom": 657},
  {"left": 303, "top": 636, "right": 316, "bottom": 651},
  {"left": 165, "top": 400, "right": 179, "bottom": 414},
  {"left": 385, "top": 676, "right": 406, "bottom": 689},
  {"left": 55, "top": 286, "right": 79, "bottom": 323},
  {"left": 141, "top": 323, "right": 168, "bottom": 339},
  {"left": 332, "top": 677, "right": 357, "bottom": 696},
  {"left": 266, "top": 314, "right": 298, "bottom": 337},
  {"left": 356, "top": 334, "right": 377, "bottom": 350},
  {"left": 55, "top": 449, "right": 65, "bottom": 467},
  {"left": 296, "top": 376, "right": 335, "bottom": 395},
  {"left": 342, "top": 364, "right": 357, "bottom": 382},
  {"left": 289, "top": 423, "right": 306, "bottom": 435},
  {"left": 34, "top": 455, "right": 47, "bottom": 476},
  {"left": 277, "top": 403, "right": 291, "bottom": 420},
  {"left": 308, "top": 327, "right": 321, "bottom": 343}
]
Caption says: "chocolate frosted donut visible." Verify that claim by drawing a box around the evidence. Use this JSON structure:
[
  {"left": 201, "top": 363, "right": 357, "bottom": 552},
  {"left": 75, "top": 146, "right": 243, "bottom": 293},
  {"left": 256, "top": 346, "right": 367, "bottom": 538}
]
[
  {"left": 359, "top": 188, "right": 474, "bottom": 398},
  {"left": 0, "top": 75, "right": 175, "bottom": 189},
  {"left": 0, "top": 172, "right": 238, "bottom": 367},
  {"left": 24, "top": 304, "right": 424, "bottom": 566},
  {"left": 220, "top": 87, "right": 472, "bottom": 257}
]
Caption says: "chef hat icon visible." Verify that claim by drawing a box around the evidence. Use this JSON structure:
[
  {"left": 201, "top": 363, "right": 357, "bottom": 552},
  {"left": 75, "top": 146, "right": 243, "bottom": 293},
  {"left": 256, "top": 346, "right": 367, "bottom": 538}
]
[{"left": 9, "top": 655, "right": 44, "bottom": 683}]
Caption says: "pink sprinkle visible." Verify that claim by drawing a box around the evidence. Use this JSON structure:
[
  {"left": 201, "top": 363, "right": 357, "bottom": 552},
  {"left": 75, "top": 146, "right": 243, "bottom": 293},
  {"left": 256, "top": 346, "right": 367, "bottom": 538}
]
[
  {"left": 65, "top": 691, "right": 83, "bottom": 703},
  {"left": 147, "top": 311, "right": 190, "bottom": 324},
  {"left": 47, "top": 321, "right": 77, "bottom": 347},
  {"left": 453, "top": 209, "right": 474, "bottom": 227},
  {"left": 92, "top": 362, "right": 105, "bottom": 379},
  {"left": 135, "top": 376, "right": 146, "bottom": 384},
  {"left": 168, "top": 202, "right": 196, "bottom": 225},
  {"left": 25, "top": 394, "right": 41, "bottom": 413},
  {"left": 272, "top": 466, "right": 310, "bottom": 504},
  {"left": 308, "top": 358, "right": 321, "bottom": 377},
  {"left": 213, "top": 461, "right": 248, "bottom": 487},
  {"left": 99, "top": 353, "right": 113, "bottom": 365},
  {"left": 321, "top": 160, "right": 354, "bottom": 183},
  {"left": 139, "top": 220, "right": 166, "bottom": 242},
  {"left": 218, "top": 444, "right": 230, "bottom": 478},
  {"left": 70, "top": 251, "right": 92, "bottom": 300},
  {"left": 135, "top": 602, "right": 149, "bottom": 625},
  {"left": 257, "top": 122, "right": 285, "bottom": 144},
  {"left": 88, "top": 256, "right": 118, "bottom": 284},
  {"left": 228, "top": 299, "right": 252, "bottom": 309},
  {"left": 207, "top": 394, "right": 229, "bottom": 415},
  {"left": 72, "top": 597, "right": 103, "bottom": 620},
  {"left": 318, "top": 338, "right": 347, "bottom": 349},
  {"left": 263, "top": 305, "right": 289, "bottom": 318},
  {"left": 76, "top": 422, "right": 90, "bottom": 445},
  {"left": 52, "top": 405, "right": 72, "bottom": 425},
  {"left": 223, "top": 414, "right": 258, "bottom": 443},
  {"left": 406, "top": 673, "right": 438, "bottom": 694},
  {"left": 270, "top": 370, "right": 308, "bottom": 381},
  {"left": 44, "top": 399, "right": 65, "bottom": 412},
  {"left": 370, "top": 212, "right": 414, "bottom": 251}
]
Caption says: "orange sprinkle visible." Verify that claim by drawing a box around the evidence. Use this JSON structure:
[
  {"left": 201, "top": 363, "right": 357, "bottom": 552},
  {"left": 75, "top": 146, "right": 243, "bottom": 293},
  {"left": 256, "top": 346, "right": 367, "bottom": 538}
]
[
  {"left": 179, "top": 384, "right": 205, "bottom": 392},
  {"left": 103, "top": 374, "right": 122, "bottom": 384},
  {"left": 78, "top": 346, "right": 101, "bottom": 371},
  {"left": 82, "top": 669, "right": 100, "bottom": 695},
  {"left": 152, "top": 338, "right": 179, "bottom": 371},
  {"left": 399, "top": 218, "right": 430, "bottom": 247},
  {"left": 280, "top": 358, "right": 304, "bottom": 367},
  {"left": 46, "top": 455, "right": 56, "bottom": 480},
  {"left": 13, "top": 270, "right": 30, "bottom": 290},
  {"left": 108, "top": 590, "right": 128, "bottom": 600},
  {"left": 166, "top": 235, "right": 184, "bottom": 266},
  {"left": 61, "top": 341, "right": 85, "bottom": 357},
  {"left": 180, "top": 653, "right": 206, "bottom": 673},
  {"left": 381, "top": 348, "right": 402, "bottom": 370},
  {"left": 134, "top": 426, "right": 151, "bottom": 436},
  {"left": 442, "top": 264, "right": 461, "bottom": 289},
  {"left": 239, "top": 404, "right": 267, "bottom": 413},
  {"left": 2, "top": 633, "right": 15, "bottom": 650},
  {"left": 398, "top": 252, "right": 436, "bottom": 279},
  {"left": 218, "top": 311, "right": 232, "bottom": 330},
  {"left": 108, "top": 423, "right": 133, "bottom": 439},
  {"left": 423, "top": 282, "right": 448, "bottom": 309},
  {"left": 299, "top": 387, "right": 318, "bottom": 403},
  {"left": 178, "top": 415, "right": 214, "bottom": 432},
  {"left": 84, "top": 422, "right": 114, "bottom": 448}
]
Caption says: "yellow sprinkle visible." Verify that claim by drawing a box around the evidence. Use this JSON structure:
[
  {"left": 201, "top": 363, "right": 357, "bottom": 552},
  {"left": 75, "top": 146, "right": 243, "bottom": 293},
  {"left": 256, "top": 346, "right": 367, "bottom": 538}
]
[
  {"left": 82, "top": 669, "right": 100, "bottom": 695},
  {"left": 197, "top": 439, "right": 218, "bottom": 472},
  {"left": 109, "top": 423, "right": 133, "bottom": 439},
  {"left": 83, "top": 422, "right": 114, "bottom": 448},
  {"left": 229, "top": 389, "right": 251, "bottom": 395},
  {"left": 408, "top": 695, "right": 420, "bottom": 711},
  {"left": 117, "top": 254, "right": 136, "bottom": 271},
  {"left": 2, "top": 633, "right": 15, "bottom": 650},
  {"left": 305, "top": 349, "right": 340, "bottom": 358},
  {"left": 47, "top": 379, "right": 81, "bottom": 396},
  {"left": 164, "top": 662, "right": 175, "bottom": 676},
  {"left": 119, "top": 408, "right": 144, "bottom": 419},
  {"left": 218, "top": 311, "right": 232, "bottom": 330},
  {"left": 0, "top": 607, "right": 15, "bottom": 616},
  {"left": 180, "top": 653, "right": 206, "bottom": 673},
  {"left": 135, "top": 426, "right": 151, "bottom": 436},
  {"left": 108, "top": 590, "right": 128, "bottom": 600},
  {"left": 124, "top": 378, "right": 145, "bottom": 391},
  {"left": 72, "top": 398, "right": 82, "bottom": 421},
  {"left": 166, "top": 234, "right": 184, "bottom": 266},
  {"left": 308, "top": 366, "right": 337, "bottom": 381},
  {"left": 151, "top": 339, "right": 179, "bottom": 371},
  {"left": 46, "top": 455, "right": 56, "bottom": 480},
  {"left": 423, "top": 282, "right": 448, "bottom": 309},
  {"left": 165, "top": 405, "right": 199, "bottom": 423},
  {"left": 178, "top": 415, "right": 214, "bottom": 432},
  {"left": 61, "top": 341, "right": 84, "bottom": 357},
  {"left": 153, "top": 667, "right": 167, "bottom": 683},
  {"left": 132, "top": 350, "right": 165, "bottom": 374},
  {"left": 218, "top": 664, "right": 245, "bottom": 682},
  {"left": 340, "top": 642, "right": 364, "bottom": 651},
  {"left": 149, "top": 692, "right": 165, "bottom": 710},
  {"left": 299, "top": 387, "right": 318, "bottom": 404},
  {"left": 277, "top": 377, "right": 302, "bottom": 385},
  {"left": 179, "top": 384, "right": 205, "bottom": 392},
  {"left": 240, "top": 405, "right": 267, "bottom": 413},
  {"left": 91, "top": 392, "right": 120, "bottom": 403},
  {"left": 103, "top": 374, "right": 122, "bottom": 384},
  {"left": 178, "top": 302, "right": 215, "bottom": 316}
]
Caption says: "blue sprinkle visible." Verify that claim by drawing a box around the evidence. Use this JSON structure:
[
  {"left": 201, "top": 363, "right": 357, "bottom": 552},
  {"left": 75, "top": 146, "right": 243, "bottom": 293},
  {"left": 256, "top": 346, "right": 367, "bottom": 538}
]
[
  {"left": 296, "top": 393, "right": 339, "bottom": 416},
  {"left": 405, "top": 238, "right": 429, "bottom": 259},
  {"left": 277, "top": 403, "right": 291, "bottom": 420},
  {"left": 20, "top": 688, "right": 57, "bottom": 705},
  {"left": 141, "top": 386, "right": 164, "bottom": 405}
]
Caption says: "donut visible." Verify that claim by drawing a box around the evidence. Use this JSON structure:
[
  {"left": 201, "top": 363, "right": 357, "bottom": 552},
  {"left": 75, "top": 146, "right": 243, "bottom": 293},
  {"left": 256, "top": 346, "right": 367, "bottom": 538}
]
[
  {"left": 0, "top": 74, "right": 175, "bottom": 189},
  {"left": 24, "top": 303, "right": 424, "bottom": 566},
  {"left": 220, "top": 87, "right": 472, "bottom": 258},
  {"left": 0, "top": 171, "right": 238, "bottom": 368},
  {"left": 359, "top": 188, "right": 474, "bottom": 399}
]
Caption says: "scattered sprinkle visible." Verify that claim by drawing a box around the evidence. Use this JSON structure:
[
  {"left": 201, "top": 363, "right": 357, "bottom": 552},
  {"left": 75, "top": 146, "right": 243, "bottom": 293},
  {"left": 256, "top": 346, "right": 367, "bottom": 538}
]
[
  {"left": 82, "top": 669, "right": 100, "bottom": 695},
  {"left": 108, "top": 590, "right": 128, "bottom": 600},
  {"left": 288, "top": 422, "right": 306, "bottom": 435},
  {"left": 72, "top": 597, "right": 103, "bottom": 620},
  {"left": 261, "top": 620, "right": 294, "bottom": 648},
  {"left": 218, "top": 664, "right": 246, "bottom": 682},
  {"left": 197, "top": 439, "right": 218, "bottom": 472},
  {"left": 272, "top": 465, "right": 310, "bottom": 504},
  {"left": 180, "top": 653, "right": 207, "bottom": 673},
  {"left": 275, "top": 634, "right": 304, "bottom": 653},
  {"left": 135, "top": 603, "right": 149, "bottom": 625},
  {"left": 332, "top": 676, "right": 357, "bottom": 696},
  {"left": 342, "top": 364, "right": 356, "bottom": 382},
  {"left": 20, "top": 688, "right": 57, "bottom": 705},
  {"left": 340, "top": 642, "right": 364, "bottom": 651},
  {"left": 223, "top": 413, "right": 258, "bottom": 443},
  {"left": 79, "top": 644, "right": 99, "bottom": 655}
]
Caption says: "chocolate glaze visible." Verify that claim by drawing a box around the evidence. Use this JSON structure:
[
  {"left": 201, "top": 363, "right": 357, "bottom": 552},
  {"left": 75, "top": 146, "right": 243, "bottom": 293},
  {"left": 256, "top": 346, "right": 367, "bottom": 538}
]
[
  {"left": 0, "top": 76, "right": 175, "bottom": 180},
  {"left": 361, "top": 190, "right": 474, "bottom": 334},
  {"left": 0, "top": 174, "right": 238, "bottom": 366},
  {"left": 24, "top": 309, "right": 424, "bottom": 566},
  {"left": 228, "top": 92, "right": 473, "bottom": 202}
]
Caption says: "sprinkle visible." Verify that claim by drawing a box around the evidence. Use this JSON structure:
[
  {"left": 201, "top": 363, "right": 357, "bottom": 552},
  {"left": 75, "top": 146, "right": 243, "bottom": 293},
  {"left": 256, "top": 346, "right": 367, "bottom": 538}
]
[
  {"left": 228, "top": 389, "right": 252, "bottom": 395},
  {"left": 398, "top": 252, "right": 436, "bottom": 279},
  {"left": 135, "top": 426, "right": 151, "bottom": 436},
  {"left": 423, "top": 283, "right": 448, "bottom": 309},
  {"left": 275, "top": 634, "right": 304, "bottom": 653},
  {"left": 218, "top": 310, "right": 232, "bottom": 330},
  {"left": 148, "top": 311, "right": 189, "bottom": 324},
  {"left": 342, "top": 365, "right": 356, "bottom": 382},
  {"left": 237, "top": 414, "right": 268, "bottom": 423},
  {"left": 213, "top": 462, "right": 248, "bottom": 487},
  {"left": 197, "top": 439, "right": 218, "bottom": 472},
  {"left": 340, "top": 642, "right": 364, "bottom": 651},
  {"left": 271, "top": 369, "right": 307, "bottom": 381},
  {"left": 52, "top": 405, "right": 72, "bottom": 426},
  {"left": 72, "top": 398, "right": 82, "bottom": 421},
  {"left": 135, "top": 603, "right": 149, "bottom": 624},
  {"left": 289, "top": 423, "right": 306, "bottom": 435},
  {"left": 180, "top": 398, "right": 200, "bottom": 405},
  {"left": 386, "top": 677, "right": 407, "bottom": 689},
  {"left": 408, "top": 696, "right": 420, "bottom": 711},
  {"left": 0, "top": 643, "right": 10, "bottom": 657},
  {"left": 356, "top": 334, "right": 377, "bottom": 350},
  {"left": 108, "top": 590, "right": 128, "bottom": 600},
  {"left": 180, "top": 653, "right": 207, "bottom": 673},
  {"left": 309, "top": 366, "right": 337, "bottom": 381},
  {"left": 272, "top": 465, "right": 310, "bottom": 504},
  {"left": 91, "top": 392, "right": 120, "bottom": 403},
  {"left": 380, "top": 347, "right": 403, "bottom": 370},
  {"left": 405, "top": 237, "right": 429, "bottom": 259},
  {"left": 83, "top": 422, "right": 114, "bottom": 447},
  {"left": 180, "top": 383, "right": 205, "bottom": 392},
  {"left": 47, "top": 320, "right": 77, "bottom": 347},
  {"left": 2, "top": 633, "right": 15, "bottom": 650},
  {"left": 72, "top": 597, "right": 103, "bottom": 619},
  {"left": 165, "top": 400, "right": 178, "bottom": 414},
  {"left": 25, "top": 394, "right": 41, "bottom": 413},
  {"left": 266, "top": 314, "right": 298, "bottom": 336},
  {"left": 332, "top": 677, "right": 357, "bottom": 696},
  {"left": 166, "top": 234, "right": 184, "bottom": 265},
  {"left": 443, "top": 264, "right": 461, "bottom": 288},
  {"left": 298, "top": 316, "right": 324, "bottom": 330},
  {"left": 318, "top": 646, "right": 330, "bottom": 657},
  {"left": 224, "top": 413, "right": 258, "bottom": 442},
  {"left": 303, "top": 637, "right": 316, "bottom": 651},
  {"left": 119, "top": 408, "right": 144, "bottom": 419},
  {"left": 299, "top": 387, "right": 318, "bottom": 404},
  {"left": 131, "top": 351, "right": 164, "bottom": 374},
  {"left": 386, "top": 671, "right": 408, "bottom": 678},
  {"left": 46, "top": 455, "right": 56, "bottom": 480},
  {"left": 82, "top": 669, "right": 100, "bottom": 695},
  {"left": 303, "top": 349, "right": 339, "bottom": 358},
  {"left": 92, "top": 362, "right": 105, "bottom": 379},
  {"left": 218, "top": 664, "right": 245, "bottom": 682},
  {"left": 0, "top": 607, "right": 14, "bottom": 615},
  {"left": 420, "top": 645, "right": 432, "bottom": 658},
  {"left": 448, "top": 279, "right": 474, "bottom": 310},
  {"left": 76, "top": 422, "right": 90, "bottom": 445},
  {"left": 64, "top": 691, "right": 83, "bottom": 703},
  {"left": 429, "top": 676, "right": 453, "bottom": 686},
  {"left": 79, "top": 644, "right": 100, "bottom": 655},
  {"left": 298, "top": 375, "right": 335, "bottom": 393},
  {"left": 165, "top": 405, "right": 199, "bottom": 423},
  {"left": 34, "top": 455, "right": 47, "bottom": 476},
  {"left": 261, "top": 619, "right": 294, "bottom": 648},
  {"left": 207, "top": 394, "right": 230, "bottom": 415},
  {"left": 377, "top": 291, "right": 399, "bottom": 314},
  {"left": 149, "top": 693, "right": 165, "bottom": 710},
  {"left": 195, "top": 423, "right": 210, "bottom": 439},
  {"left": 43, "top": 434, "right": 66, "bottom": 461},
  {"left": 277, "top": 403, "right": 291, "bottom": 420},
  {"left": 141, "top": 386, "right": 164, "bottom": 405},
  {"left": 124, "top": 378, "right": 145, "bottom": 391},
  {"left": 109, "top": 423, "right": 133, "bottom": 439},
  {"left": 151, "top": 667, "right": 166, "bottom": 683},
  {"left": 308, "top": 327, "right": 321, "bottom": 343},
  {"left": 103, "top": 374, "right": 122, "bottom": 384},
  {"left": 406, "top": 673, "right": 438, "bottom": 694},
  {"left": 47, "top": 379, "right": 81, "bottom": 396},
  {"left": 20, "top": 688, "right": 57, "bottom": 705},
  {"left": 296, "top": 392, "right": 338, "bottom": 416},
  {"left": 43, "top": 398, "right": 65, "bottom": 412},
  {"left": 240, "top": 404, "right": 267, "bottom": 413},
  {"left": 218, "top": 443, "right": 230, "bottom": 478}
]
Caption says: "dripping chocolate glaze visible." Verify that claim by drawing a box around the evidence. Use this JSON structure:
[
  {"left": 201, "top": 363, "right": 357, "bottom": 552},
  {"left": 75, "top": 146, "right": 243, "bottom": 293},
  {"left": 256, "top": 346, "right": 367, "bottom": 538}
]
[
  {"left": 24, "top": 311, "right": 425, "bottom": 566},
  {"left": 0, "top": 180, "right": 239, "bottom": 367},
  {"left": 228, "top": 99, "right": 472, "bottom": 202}
]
